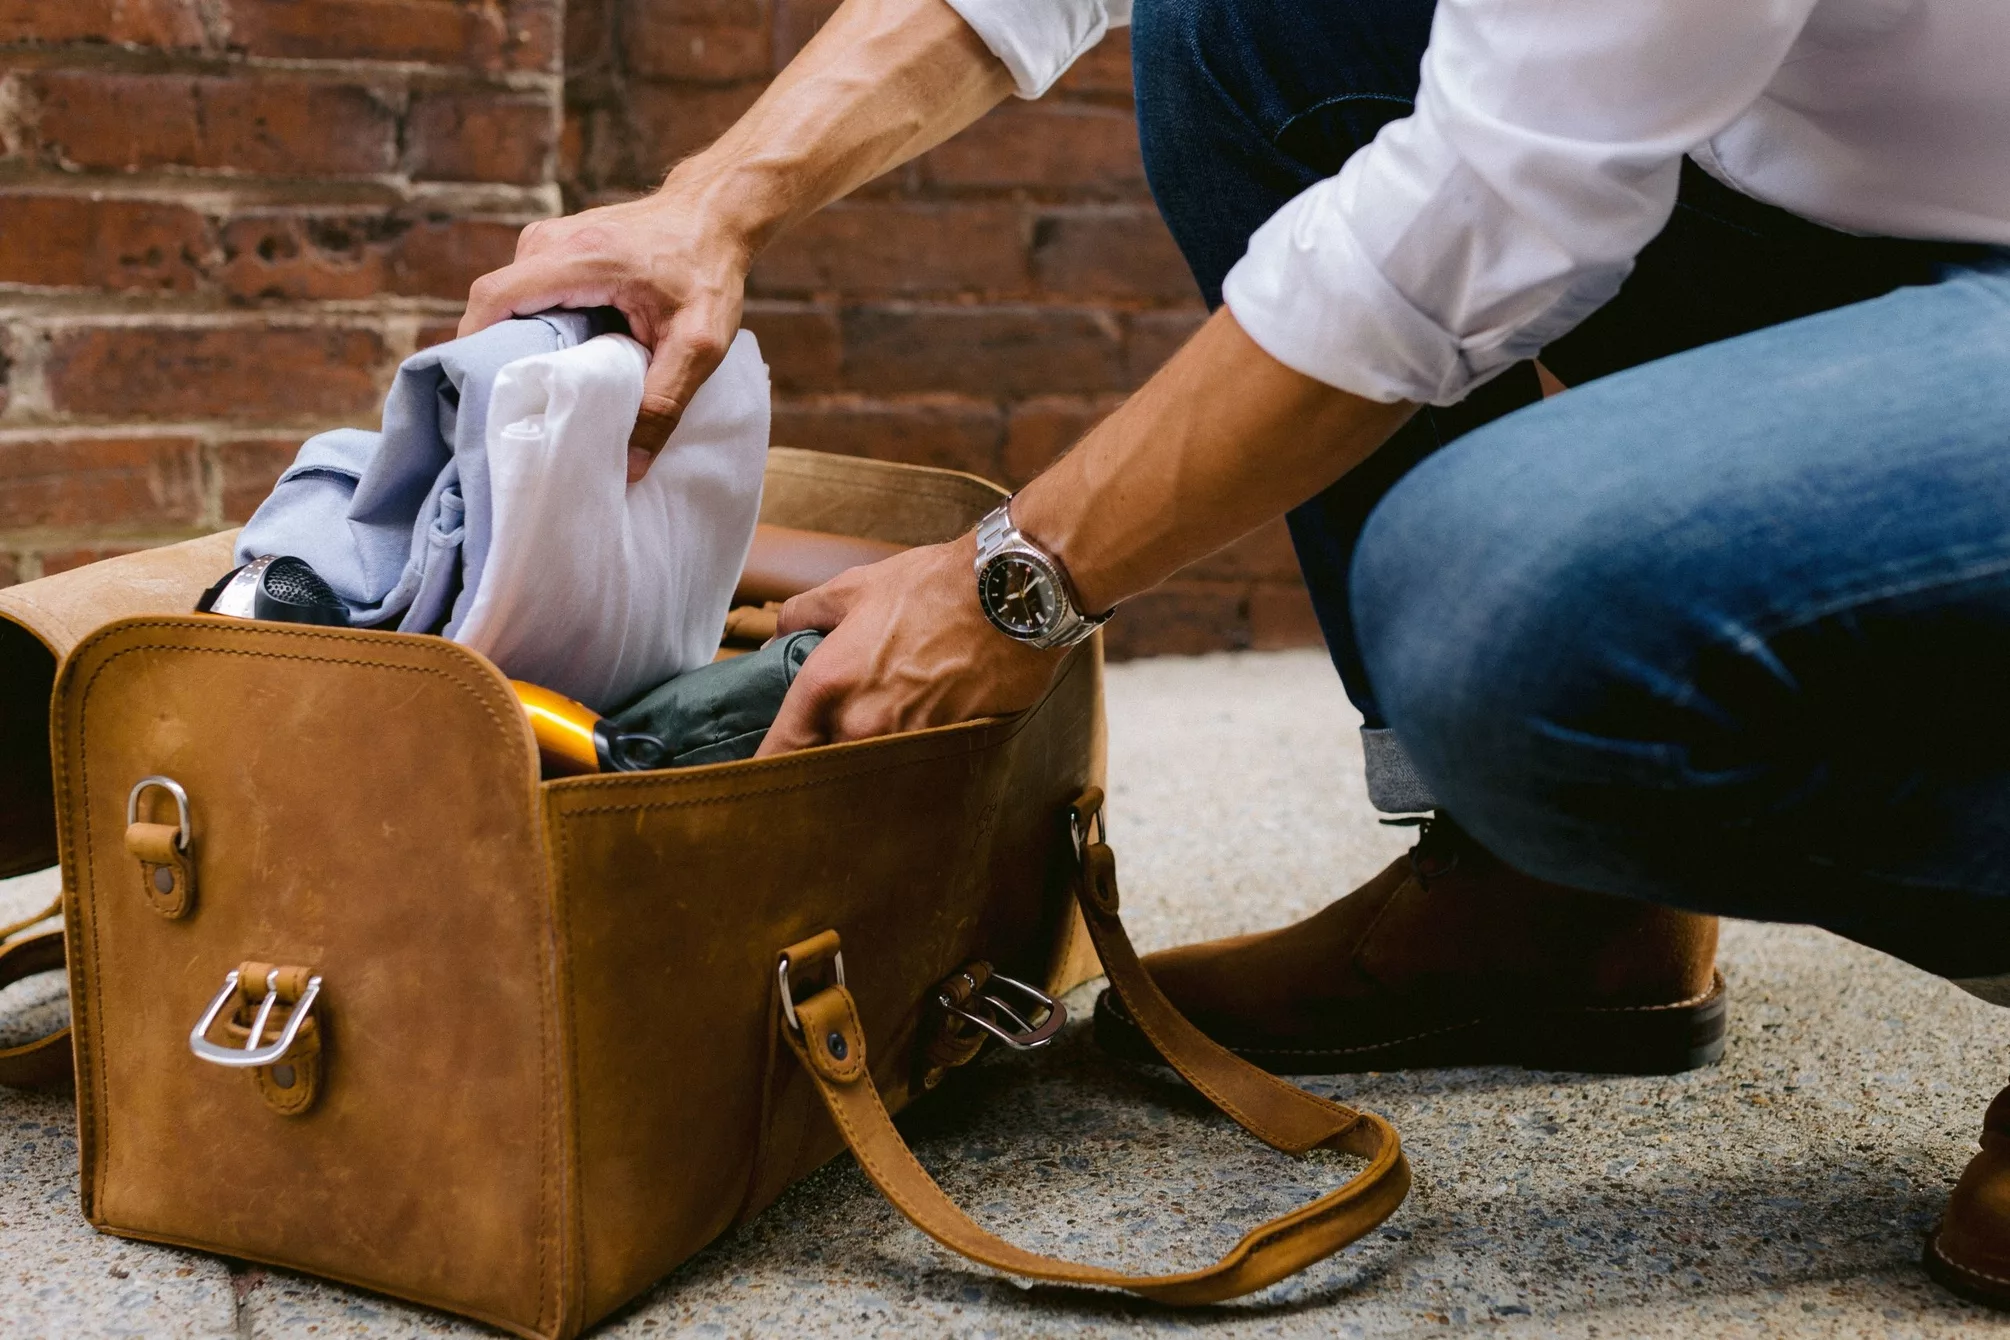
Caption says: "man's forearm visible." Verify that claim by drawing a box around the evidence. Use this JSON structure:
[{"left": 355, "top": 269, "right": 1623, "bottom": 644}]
[
  {"left": 675, "top": 0, "right": 1014, "bottom": 254},
  {"left": 1011, "top": 309, "right": 1418, "bottom": 615}
]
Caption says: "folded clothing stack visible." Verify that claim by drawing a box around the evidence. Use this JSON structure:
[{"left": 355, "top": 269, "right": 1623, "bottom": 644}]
[{"left": 236, "top": 310, "right": 771, "bottom": 712}]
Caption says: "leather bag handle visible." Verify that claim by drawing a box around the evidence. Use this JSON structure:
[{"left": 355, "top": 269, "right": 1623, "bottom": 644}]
[
  {"left": 0, "top": 896, "right": 73, "bottom": 1090},
  {"left": 779, "top": 788, "right": 1411, "bottom": 1305}
]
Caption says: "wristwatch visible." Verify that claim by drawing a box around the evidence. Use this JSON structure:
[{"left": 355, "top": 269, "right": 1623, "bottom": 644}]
[{"left": 972, "top": 499, "right": 1111, "bottom": 649}]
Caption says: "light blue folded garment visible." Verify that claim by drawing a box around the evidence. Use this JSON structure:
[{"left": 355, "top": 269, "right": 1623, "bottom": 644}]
[{"left": 235, "top": 309, "right": 626, "bottom": 634}]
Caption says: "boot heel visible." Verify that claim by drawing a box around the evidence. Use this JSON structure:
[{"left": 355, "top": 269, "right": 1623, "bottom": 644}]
[{"left": 1509, "top": 970, "right": 1728, "bottom": 1075}]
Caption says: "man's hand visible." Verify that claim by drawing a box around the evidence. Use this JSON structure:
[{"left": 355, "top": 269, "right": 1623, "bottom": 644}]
[
  {"left": 756, "top": 535, "right": 1067, "bottom": 755},
  {"left": 455, "top": 0, "right": 1013, "bottom": 483},
  {"left": 459, "top": 191, "right": 750, "bottom": 482}
]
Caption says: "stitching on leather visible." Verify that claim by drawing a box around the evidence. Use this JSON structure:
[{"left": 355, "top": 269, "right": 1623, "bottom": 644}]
[
  {"left": 66, "top": 622, "right": 546, "bottom": 1319},
  {"left": 1930, "top": 1234, "right": 2010, "bottom": 1287},
  {"left": 814, "top": 1027, "right": 1399, "bottom": 1292},
  {"left": 548, "top": 821, "right": 574, "bottom": 1333},
  {"left": 1236, "top": 1022, "right": 1482, "bottom": 1058},
  {"left": 548, "top": 644, "right": 1095, "bottom": 816},
  {"left": 1104, "top": 948, "right": 1319, "bottom": 1151},
  {"left": 1570, "top": 971, "right": 1726, "bottom": 1013},
  {"left": 813, "top": 1047, "right": 1123, "bottom": 1283}
]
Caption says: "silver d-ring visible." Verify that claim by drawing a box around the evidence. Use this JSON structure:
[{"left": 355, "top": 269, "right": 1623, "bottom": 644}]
[
  {"left": 127, "top": 776, "right": 192, "bottom": 852},
  {"left": 776, "top": 947, "right": 846, "bottom": 1035}
]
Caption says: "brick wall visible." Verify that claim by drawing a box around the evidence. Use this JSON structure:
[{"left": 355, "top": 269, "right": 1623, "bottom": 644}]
[{"left": 0, "top": 0, "right": 1320, "bottom": 657}]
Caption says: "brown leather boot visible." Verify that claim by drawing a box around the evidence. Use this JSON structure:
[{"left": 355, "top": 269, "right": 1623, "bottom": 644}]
[
  {"left": 1094, "top": 815, "right": 1726, "bottom": 1075},
  {"left": 1927, "top": 1085, "right": 2010, "bottom": 1307}
]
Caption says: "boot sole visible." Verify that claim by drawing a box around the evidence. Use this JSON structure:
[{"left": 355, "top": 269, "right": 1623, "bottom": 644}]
[
  {"left": 1925, "top": 1232, "right": 2010, "bottom": 1310},
  {"left": 1093, "top": 970, "right": 1728, "bottom": 1076}
]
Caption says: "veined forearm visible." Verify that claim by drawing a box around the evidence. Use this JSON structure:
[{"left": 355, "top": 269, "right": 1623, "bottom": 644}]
[
  {"left": 672, "top": 0, "right": 1014, "bottom": 253},
  {"left": 1011, "top": 309, "right": 1418, "bottom": 615}
]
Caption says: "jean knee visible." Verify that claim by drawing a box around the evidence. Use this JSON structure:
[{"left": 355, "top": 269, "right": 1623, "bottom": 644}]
[
  {"left": 1131, "top": 0, "right": 1230, "bottom": 179},
  {"left": 1349, "top": 427, "right": 1716, "bottom": 832}
]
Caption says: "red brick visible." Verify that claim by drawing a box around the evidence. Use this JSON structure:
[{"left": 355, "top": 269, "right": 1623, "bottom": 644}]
[
  {"left": 751, "top": 202, "right": 1027, "bottom": 297},
  {"left": 0, "top": 436, "right": 204, "bottom": 529},
  {"left": 770, "top": 396, "right": 1005, "bottom": 479},
  {"left": 558, "top": 104, "right": 588, "bottom": 185},
  {"left": 217, "top": 211, "right": 522, "bottom": 301},
  {"left": 1248, "top": 578, "right": 1321, "bottom": 650},
  {"left": 559, "top": 105, "right": 638, "bottom": 197},
  {"left": 1125, "top": 307, "right": 1206, "bottom": 382},
  {"left": 741, "top": 300, "right": 841, "bottom": 392},
  {"left": 0, "top": 0, "right": 202, "bottom": 47},
  {"left": 38, "top": 543, "right": 150, "bottom": 576},
  {"left": 771, "top": 0, "right": 839, "bottom": 63},
  {"left": 625, "top": 80, "right": 764, "bottom": 169},
  {"left": 45, "top": 322, "right": 390, "bottom": 422},
  {"left": 1101, "top": 579, "right": 1250, "bottom": 660},
  {"left": 1187, "top": 517, "right": 1300, "bottom": 582},
  {"left": 1032, "top": 207, "right": 1195, "bottom": 303},
  {"left": 840, "top": 305, "right": 1127, "bottom": 397},
  {"left": 567, "top": 0, "right": 614, "bottom": 71},
  {"left": 416, "top": 319, "right": 463, "bottom": 350},
  {"left": 0, "top": 193, "right": 209, "bottom": 292},
  {"left": 30, "top": 71, "right": 399, "bottom": 177},
  {"left": 625, "top": 5, "right": 771, "bottom": 83},
  {"left": 217, "top": 437, "right": 301, "bottom": 521},
  {"left": 1000, "top": 393, "right": 1122, "bottom": 486},
  {"left": 405, "top": 89, "right": 555, "bottom": 184},
  {"left": 1054, "top": 28, "right": 1132, "bottom": 97},
  {"left": 925, "top": 102, "right": 1146, "bottom": 195},
  {"left": 221, "top": 0, "right": 560, "bottom": 72}
]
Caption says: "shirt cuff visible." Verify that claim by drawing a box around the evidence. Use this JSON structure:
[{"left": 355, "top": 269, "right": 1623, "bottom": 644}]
[
  {"left": 1222, "top": 189, "right": 1474, "bottom": 406},
  {"left": 939, "top": 0, "right": 1112, "bottom": 98}
]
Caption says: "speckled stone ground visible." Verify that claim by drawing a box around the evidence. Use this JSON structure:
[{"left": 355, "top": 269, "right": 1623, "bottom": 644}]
[{"left": 6, "top": 649, "right": 2010, "bottom": 1337}]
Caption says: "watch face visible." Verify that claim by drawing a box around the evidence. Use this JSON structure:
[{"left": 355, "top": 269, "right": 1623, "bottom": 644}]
[{"left": 981, "top": 554, "right": 1060, "bottom": 638}]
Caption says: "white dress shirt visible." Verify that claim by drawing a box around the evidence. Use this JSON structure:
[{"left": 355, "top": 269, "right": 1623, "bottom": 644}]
[{"left": 942, "top": 0, "right": 2010, "bottom": 405}]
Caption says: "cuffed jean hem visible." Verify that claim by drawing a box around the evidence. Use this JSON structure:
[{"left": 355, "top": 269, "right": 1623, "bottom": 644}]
[{"left": 1361, "top": 727, "right": 1438, "bottom": 813}]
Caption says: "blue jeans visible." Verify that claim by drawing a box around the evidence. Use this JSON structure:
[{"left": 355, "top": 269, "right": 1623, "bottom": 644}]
[{"left": 1134, "top": 0, "right": 2010, "bottom": 977}]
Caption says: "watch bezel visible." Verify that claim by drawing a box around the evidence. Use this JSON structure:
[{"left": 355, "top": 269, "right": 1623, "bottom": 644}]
[{"left": 977, "top": 547, "right": 1067, "bottom": 641}]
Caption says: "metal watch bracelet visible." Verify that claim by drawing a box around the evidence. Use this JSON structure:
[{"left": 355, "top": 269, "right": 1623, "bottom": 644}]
[{"left": 972, "top": 499, "right": 1111, "bottom": 650}]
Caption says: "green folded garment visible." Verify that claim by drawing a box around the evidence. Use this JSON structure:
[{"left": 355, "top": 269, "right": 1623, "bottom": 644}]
[{"left": 605, "top": 629, "right": 823, "bottom": 769}]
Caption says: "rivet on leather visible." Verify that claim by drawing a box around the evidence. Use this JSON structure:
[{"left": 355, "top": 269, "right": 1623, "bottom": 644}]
[
  {"left": 125, "top": 822, "right": 194, "bottom": 919},
  {"left": 795, "top": 987, "right": 867, "bottom": 1084},
  {"left": 1082, "top": 843, "right": 1120, "bottom": 916}
]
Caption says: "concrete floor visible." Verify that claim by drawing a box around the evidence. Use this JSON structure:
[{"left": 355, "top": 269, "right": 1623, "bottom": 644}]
[{"left": 6, "top": 648, "right": 2010, "bottom": 1337}]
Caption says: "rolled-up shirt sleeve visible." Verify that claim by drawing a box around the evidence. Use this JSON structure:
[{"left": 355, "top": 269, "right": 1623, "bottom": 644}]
[
  {"left": 1223, "top": 0, "right": 1821, "bottom": 405},
  {"left": 941, "top": 0, "right": 1129, "bottom": 99}
]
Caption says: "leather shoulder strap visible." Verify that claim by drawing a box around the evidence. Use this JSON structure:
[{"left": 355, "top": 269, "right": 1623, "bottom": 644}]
[
  {"left": 779, "top": 791, "right": 1410, "bottom": 1305},
  {"left": 0, "top": 920, "right": 73, "bottom": 1090}
]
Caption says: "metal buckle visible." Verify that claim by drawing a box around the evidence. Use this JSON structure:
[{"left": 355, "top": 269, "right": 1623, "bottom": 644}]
[
  {"left": 938, "top": 970, "right": 1066, "bottom": 1051},
  {"left": 127, "top": 776, "right": 191, "bottom": 851},
  {"left": 189, "top": 968, "right": 323, "bottom": 1068},
  {"left": 777, "top": 949, "right": 845, "bottom": 1035}
]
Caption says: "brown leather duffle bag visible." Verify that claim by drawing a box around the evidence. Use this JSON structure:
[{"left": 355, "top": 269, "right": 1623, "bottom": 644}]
[{"left": 0, "top": 449, "right": 1407, "bottom": 1337}]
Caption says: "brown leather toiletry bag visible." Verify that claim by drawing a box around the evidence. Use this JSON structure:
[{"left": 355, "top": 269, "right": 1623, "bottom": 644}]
[{"left": 0, "top": 448, "right": 1406, "bottom": 1337}]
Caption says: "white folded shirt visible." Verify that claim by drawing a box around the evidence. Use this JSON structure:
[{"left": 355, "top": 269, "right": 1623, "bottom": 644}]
[{"left": 454, "top": 329, "right": 770, "bottom": 712}]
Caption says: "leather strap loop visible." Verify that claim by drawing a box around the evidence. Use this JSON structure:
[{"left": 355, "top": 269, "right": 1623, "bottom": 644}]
[
  {"left": 0, "top": 928, "right": 73, "bottom": 1091},
  {"left": 127, "top": 821, "right": 195, "bottom": 919},
  {"left": 778, "top": 794, "right": 1410, "bottom": 1305}
]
